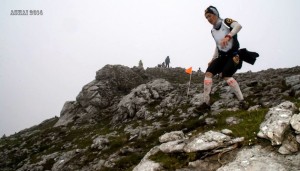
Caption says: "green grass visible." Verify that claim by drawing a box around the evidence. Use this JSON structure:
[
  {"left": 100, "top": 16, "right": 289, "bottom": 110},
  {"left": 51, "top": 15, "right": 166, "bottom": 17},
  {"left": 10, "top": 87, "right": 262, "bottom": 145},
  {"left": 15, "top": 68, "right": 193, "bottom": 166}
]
[
  {"left": 149, "top": 151, "right": 197, "bottom": 170},
  {"left": 111, "top": 153, "right": 145, "bottom": 171},
  {"left": 196, "top": 109, "right": 268, "bottom": 146},
  {"left": 219, "top": 109, "right": 268, "bottom": 145}
]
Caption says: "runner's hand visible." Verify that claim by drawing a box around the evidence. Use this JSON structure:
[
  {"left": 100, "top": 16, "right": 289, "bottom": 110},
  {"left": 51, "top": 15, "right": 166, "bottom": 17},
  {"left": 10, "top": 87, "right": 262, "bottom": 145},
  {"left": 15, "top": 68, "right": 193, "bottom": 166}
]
[{"left": 220, "top": 37, "right": 230, "bottom": 48}]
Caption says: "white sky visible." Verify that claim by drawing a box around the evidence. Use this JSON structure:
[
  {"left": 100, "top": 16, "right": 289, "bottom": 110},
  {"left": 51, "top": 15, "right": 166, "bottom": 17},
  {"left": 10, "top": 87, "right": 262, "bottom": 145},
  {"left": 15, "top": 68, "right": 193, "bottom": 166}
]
[{"left": 1, "top": 0, "right": 299, "bottom": 136}]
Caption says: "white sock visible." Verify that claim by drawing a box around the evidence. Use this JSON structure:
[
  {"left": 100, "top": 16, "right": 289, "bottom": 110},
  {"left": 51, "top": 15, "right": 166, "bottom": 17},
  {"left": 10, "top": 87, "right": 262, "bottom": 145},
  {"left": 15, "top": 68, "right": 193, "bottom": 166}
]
[
  {"left": 203, "top": 77, "right": 212, "bottom": 104},
  {"left": 226, "top": 77, "right": 244, "bottom": 101}
]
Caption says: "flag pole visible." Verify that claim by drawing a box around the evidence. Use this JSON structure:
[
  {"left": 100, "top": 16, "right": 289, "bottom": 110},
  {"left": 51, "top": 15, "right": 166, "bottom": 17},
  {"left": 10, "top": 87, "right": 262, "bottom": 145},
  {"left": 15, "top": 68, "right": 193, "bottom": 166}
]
[{"left": 187, "top": 72, "right": 192, "bottom": 97}]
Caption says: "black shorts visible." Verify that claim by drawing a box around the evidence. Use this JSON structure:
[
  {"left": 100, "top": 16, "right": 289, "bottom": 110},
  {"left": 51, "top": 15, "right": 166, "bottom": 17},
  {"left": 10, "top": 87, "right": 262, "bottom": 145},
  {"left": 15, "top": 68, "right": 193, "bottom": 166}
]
[{"left": 206, "top": 51, "right": 240, "bottom": 78}]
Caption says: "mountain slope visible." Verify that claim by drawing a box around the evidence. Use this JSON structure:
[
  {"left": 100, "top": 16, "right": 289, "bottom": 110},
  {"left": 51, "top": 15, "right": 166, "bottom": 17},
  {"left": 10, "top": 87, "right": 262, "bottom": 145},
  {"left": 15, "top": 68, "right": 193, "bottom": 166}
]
[{"left": 1, "top": 65, "right": 300, "bottom": 171}]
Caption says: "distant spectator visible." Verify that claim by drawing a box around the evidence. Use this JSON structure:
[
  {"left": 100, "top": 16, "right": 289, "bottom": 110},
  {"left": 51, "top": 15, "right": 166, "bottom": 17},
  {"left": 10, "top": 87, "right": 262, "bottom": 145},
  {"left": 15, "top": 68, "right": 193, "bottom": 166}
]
[
  {"left": 198, "top": 67, "right": 202, "bottom": 73},
  {"left": 138, "top": 60, "right": 144, "bottom": 69},
  {"left": 165, "top": 56, "right": 170, "bottom": 68}
]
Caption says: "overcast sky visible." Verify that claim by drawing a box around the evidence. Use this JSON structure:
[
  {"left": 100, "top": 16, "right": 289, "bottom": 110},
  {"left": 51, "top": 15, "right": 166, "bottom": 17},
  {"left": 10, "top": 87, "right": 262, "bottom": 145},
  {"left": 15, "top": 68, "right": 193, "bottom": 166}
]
[{"left": 1, "top": 0, "right": 299, "bottom": 136}]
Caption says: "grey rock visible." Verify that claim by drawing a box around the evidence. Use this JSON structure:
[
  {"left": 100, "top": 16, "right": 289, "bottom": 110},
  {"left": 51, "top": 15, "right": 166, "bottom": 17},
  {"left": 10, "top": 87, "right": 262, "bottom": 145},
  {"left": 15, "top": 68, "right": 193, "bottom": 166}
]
[
  {"left": 257, "top": 101, "right": 297, "bottom": 145},
  {"left": 113, "top": 79, "right": 173, "bottom": 122},
  {"left": 183, "top": 131, "right": 239, "bottom": 152},
  {"left": 91, "top": 136, "right": 109, "bottom": 150},
  {"left": 54, "top": 101, "right": 79, "bottom": 127},
  {"left": 159, "top": 131, "right": 186, "bottom": 143},
  {"left": 159, "top": 140, "right": 185, "bottom": 153},
  {"left": 285, "top": 75, "right": 300, "bottom": 96},
  {"left": 133, "top": 146, "right": 162, "bottom": 171},
  {"left": 248, "top": 105, "right": 261, "bottom": 111},
  {"left": 285, "top": 75, "right": 300, "bottom": 87},
  {"left": 188, "top": 160, "right": 221, "bottom": 171},
  {"left": 51, "top": 149, "right": 83, "bottom": 171},
  {"left": 205, "top": 117, "right": 218, "bottom": 125},
  {"left": 296, "top": 135, "right": 300, "bottom": 144},
  {"left": 290, "top": 113, "right": 300, "bottom": 132},
  {"left": 190, "top": 93, "right": 206, "bottom": 107},
  {"left": 221, "top": 129, "right": 233, "bottom": 135},
  {"left": 226, "top": 116, "right": 242, "bottom": 125},
  {"left": 124, "top": 124, "right": 157, "bottom": 140},
  {"left": 96, "top": 64, "right": 144, "bottom": 91},
  {"left": 278, "top": 134, "right": 299, "bottom": 154}
]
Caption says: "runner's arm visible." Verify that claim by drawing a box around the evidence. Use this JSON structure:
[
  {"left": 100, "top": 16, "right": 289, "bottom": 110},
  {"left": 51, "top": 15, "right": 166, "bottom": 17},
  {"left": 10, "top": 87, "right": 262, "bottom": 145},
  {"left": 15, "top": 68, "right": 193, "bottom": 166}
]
[
  {"left": 224, "top": 18, "right": 242, "bottom": 37},
  {"left": 228, "top": 21, "right": 242, "bottom": 37}
]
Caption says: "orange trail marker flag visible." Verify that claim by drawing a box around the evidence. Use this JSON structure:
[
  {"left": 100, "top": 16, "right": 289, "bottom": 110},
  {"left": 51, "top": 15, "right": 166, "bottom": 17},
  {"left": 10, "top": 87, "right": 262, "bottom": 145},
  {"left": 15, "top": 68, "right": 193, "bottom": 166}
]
[
  {"left": 185, "top": 67, "right": 192, "bottom": 74},
  {"left": 185, "top": 67, "right": 192, "bottom": 97}
]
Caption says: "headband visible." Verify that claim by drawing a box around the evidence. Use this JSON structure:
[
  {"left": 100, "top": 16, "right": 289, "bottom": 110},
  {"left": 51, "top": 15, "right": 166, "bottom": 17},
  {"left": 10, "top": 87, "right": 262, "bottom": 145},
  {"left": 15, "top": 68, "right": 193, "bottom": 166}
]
[{"left": 205, "top": 6, "right": 219, "bottom": 18}]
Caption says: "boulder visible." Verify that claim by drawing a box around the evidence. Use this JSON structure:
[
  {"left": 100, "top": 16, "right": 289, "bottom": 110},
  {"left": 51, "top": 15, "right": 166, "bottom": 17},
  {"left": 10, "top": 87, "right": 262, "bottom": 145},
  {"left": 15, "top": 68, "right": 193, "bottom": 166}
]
[
  {"left": 291, "top": 113, "right": 300, "bottom": 132},
  {"left": 257, "top": 101, "right": 297, "bottom": 145},
  {"left": 159, "top": 131, "right": 186, "bottom": 143},
  {"left": 183, "top": 131, "right": 243, "bottom": 153}
]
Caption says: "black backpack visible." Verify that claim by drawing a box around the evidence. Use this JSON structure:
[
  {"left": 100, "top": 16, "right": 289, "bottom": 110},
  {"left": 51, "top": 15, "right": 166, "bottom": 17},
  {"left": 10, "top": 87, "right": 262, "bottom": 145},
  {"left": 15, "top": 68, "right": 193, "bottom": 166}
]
[{"left": 238, "top": 48, "right": 259, "bottom": 65}]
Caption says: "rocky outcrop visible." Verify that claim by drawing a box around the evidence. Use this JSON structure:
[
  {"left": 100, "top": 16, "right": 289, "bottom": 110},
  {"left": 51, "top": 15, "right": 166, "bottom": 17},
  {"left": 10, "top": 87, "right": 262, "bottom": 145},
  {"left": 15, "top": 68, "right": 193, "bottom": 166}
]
[
  {"left": 257, "top": 101, "right": 297, "bottom": 145},
  {"left": 112, "top": 79, "right": 174, "bottom": 123},
  {"left": 55, "top": 65, "right": 147, "bottom": 127}
]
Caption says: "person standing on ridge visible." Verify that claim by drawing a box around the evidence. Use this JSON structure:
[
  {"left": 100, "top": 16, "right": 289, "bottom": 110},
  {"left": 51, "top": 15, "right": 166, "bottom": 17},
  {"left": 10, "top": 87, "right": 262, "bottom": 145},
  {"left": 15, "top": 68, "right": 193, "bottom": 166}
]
[
  {"left": 202, "top": 6, "right": 247, "bottom": 109},
  {"left": 165, "top": 56, "right": 170, "bottom": 68}
]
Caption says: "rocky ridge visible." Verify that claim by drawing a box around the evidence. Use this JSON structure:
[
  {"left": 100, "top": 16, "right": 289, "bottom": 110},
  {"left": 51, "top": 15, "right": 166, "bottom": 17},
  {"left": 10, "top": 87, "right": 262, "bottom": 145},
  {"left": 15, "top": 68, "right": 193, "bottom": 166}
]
[{"left": 0, "top": 65, "right": 300, "bottom": 171}]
